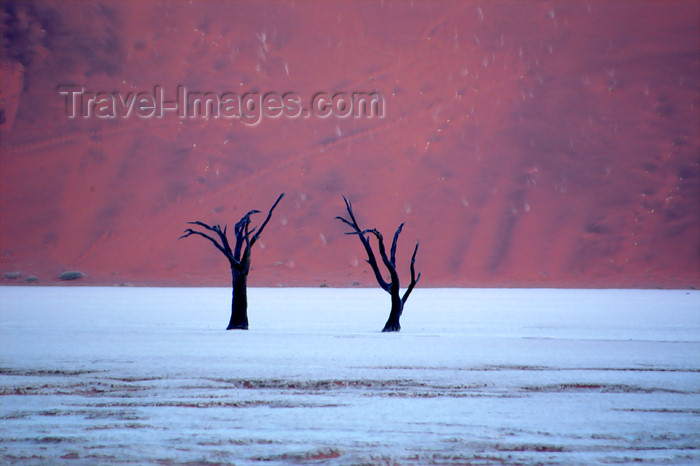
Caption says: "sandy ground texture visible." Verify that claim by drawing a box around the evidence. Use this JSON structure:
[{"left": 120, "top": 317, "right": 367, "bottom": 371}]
[
  {"left": 2, "top": 1, "right": 698, "bottom": 289},
  {"left": 1, "top": 286, "right": 699, "bottom": 464}
]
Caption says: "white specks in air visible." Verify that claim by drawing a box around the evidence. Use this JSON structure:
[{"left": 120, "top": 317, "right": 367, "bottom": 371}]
[
  {"left": 431, "top": 105, "right": 442, "bottom": 123},
  {"left": 335, "top": 125, "right": 342, "bottom": 137},
  {"left": 258, "top": 240, "right": 266, "bottom": 249},
  {"left": 284, "top": 62, "right": 290, "bottom": 75},
  {"left": 582, "top": 75, "right": 591, "bottom": 86},
  {"left": 548, "top": 9, "right": 558, "bottom": 30},
  {"left": 524, "top": 203, "right": 531, "bottom": 212},
  {"left": 482, "top": 56, "right": 489, "bottom": 68},
  {"left": 404, "top": 203, "right": 412, "bottom": 214},
  {"left": 461, "top": 66, "right": 469, "bottom": 77},
  {"left": 281, "top": 216, "right": 288, "bottom": 226},
  {"left": 257, "top": 31, "right": 268, "bottom": 52},
  {"left": 319, "top": 233, "right": 327, "bottom": 246},
  {"left": 351, "top": 255, "right": 359, "bottom": 267},
  {"left": 526, "top": 172, "right": 537, "bottom": 186},
  {"left": 477, "top": 7, "right": 484, "bottom": 22},
  {"left": 300, "top": 192, "right": 307, "bottom": 201},
  {"left": 461, "top": 198, "right": 469, "bottom": 207},
  {"left": 554, "top": 175, "right": 568, "bottom": 194},
  {"left": 474, "top": 33, "right": 480, "bottom": 45}
]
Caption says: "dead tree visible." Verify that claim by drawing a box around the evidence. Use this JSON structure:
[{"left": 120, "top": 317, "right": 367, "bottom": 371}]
[
  {"left": 180, "top": 193, "right": 285, "bottom": 330},
  {"left": 336, "top": 196, "right": 421, "bottom": 332}
]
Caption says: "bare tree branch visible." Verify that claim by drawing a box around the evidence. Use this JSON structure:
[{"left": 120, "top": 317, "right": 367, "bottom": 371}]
[
  {"left": 366, "top": 228, "right": 399, "bottom": 289},
  {"left": 401, "top": 241, "right": 421, "bottom": 305},
  {"left": 233, "top": 210, "right": 258, "bottom": 260},
  {"left": 220, "top": 224, "right": 233, "bottom": 254},
  {"left": 335, "top": 216, "right": 357, "bottom": 231},
  {"left": 336, "top": 196, "right": 390, "bottom": 291},
  {"left": 390, "top": 223, "right": 405, "bottom": 267},
  {"left": 252, "top": 193, "right": 285, "bottom": 245},
  {"left": 179, "top": 226, "right": 235, "bottom": 264},
  {"left": 340, "top": 196, "right": 360, "bottom": 228}
]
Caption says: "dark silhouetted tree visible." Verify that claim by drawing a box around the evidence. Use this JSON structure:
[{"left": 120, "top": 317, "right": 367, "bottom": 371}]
[
  {"left": 180, "top": 193, "right": 285, "bottom": 329},
  {"left": 336, "top": 196, "right": 421, "bottom": 332}
]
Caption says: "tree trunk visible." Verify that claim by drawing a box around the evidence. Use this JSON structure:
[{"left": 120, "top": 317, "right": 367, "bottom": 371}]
[
  {"left": 382, "top": 291, "right": 403, "bottom": 332},
  {"left": 227, "top": 269, "right": 249, "bottom": 330}
]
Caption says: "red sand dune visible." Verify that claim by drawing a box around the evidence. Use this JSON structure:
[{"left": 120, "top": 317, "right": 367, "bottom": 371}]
[{"left": 1, "top": 1, "right": 698, "bottom": 288}]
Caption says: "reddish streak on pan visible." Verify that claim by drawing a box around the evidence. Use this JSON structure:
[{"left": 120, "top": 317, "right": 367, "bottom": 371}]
[{"left": 1, "top": 1, "right": 698, "bottom": 288}]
